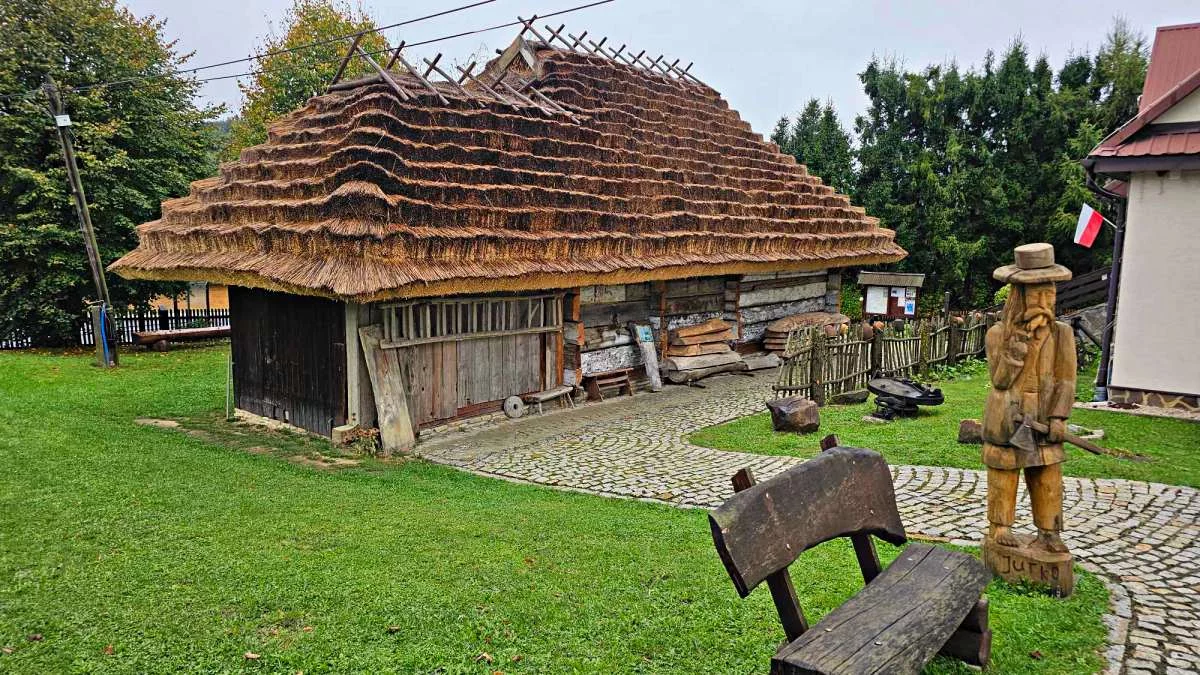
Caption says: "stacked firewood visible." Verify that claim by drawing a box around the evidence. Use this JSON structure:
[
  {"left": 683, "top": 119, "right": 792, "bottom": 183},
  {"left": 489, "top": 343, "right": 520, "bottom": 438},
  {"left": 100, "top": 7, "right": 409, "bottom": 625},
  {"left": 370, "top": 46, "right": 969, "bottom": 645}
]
[
  {"left": 661, "top": 319, "right": 746, "bottom": 383},
  {"left": 762, "top": 311, "right": 851, "bottom": 354}
]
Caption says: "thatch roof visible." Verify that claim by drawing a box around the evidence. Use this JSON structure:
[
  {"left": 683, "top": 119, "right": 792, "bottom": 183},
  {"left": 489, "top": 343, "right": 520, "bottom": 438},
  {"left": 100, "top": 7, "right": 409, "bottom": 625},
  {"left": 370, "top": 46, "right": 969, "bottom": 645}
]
[{"left": 111, "top": 34, "right": 905, "bottom": 302}]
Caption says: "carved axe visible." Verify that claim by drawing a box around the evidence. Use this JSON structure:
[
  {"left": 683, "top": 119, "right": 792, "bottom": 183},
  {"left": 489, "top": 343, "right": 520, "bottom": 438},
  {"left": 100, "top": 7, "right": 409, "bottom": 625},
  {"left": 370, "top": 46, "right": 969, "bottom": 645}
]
[{"left": 1009, "top": 413, "right": 1108, "bottom": 457}]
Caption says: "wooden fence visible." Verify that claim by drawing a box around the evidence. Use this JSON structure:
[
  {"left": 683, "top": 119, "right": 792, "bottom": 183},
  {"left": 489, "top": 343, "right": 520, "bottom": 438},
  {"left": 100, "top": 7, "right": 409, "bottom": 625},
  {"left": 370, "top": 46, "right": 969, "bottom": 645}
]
[
  {"left": 78, "top": 308, "right": 231, "bottom": 346},
  {"left": 1056, "top": 266, "right": 1110, "bottom": 313},
  {"left": 774, "top": 313, "right": 995, "bottom": 403}
]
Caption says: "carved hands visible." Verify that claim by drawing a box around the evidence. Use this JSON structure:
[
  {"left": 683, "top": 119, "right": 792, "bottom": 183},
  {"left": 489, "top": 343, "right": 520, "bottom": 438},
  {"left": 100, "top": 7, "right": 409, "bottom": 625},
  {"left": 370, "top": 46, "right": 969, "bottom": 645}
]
[{"left": 1048, "top": 418, "right": 1066, "bottom": 443}]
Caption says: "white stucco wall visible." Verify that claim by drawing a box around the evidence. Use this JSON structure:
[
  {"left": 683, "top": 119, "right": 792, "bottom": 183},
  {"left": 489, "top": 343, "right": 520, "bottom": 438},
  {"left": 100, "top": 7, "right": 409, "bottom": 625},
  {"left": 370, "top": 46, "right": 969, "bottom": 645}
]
[
  {"left": 1154, "top": 87, "right": 1200, "bottom": 124},
  {"left": 1110, "top": 170, "right": 1200, "bottom": 396}
]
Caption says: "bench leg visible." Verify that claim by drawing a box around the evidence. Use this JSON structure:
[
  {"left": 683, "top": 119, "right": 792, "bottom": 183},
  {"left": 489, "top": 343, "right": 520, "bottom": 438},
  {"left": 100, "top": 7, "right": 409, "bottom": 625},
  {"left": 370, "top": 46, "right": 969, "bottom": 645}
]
[{"left": 939, "top": 597, "right": 990, "bottom": 667}]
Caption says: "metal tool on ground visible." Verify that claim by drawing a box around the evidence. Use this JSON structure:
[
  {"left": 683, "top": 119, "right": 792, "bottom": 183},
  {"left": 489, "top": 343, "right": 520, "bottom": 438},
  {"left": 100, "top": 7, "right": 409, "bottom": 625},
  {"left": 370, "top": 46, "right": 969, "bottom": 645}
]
[{"left": 867, "top": 377, "right": 944, "bottom": 420}]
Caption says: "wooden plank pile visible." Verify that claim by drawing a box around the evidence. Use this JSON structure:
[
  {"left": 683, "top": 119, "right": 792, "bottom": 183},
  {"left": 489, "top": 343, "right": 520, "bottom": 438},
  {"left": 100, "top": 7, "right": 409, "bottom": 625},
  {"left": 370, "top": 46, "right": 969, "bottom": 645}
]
[
  {"left": 762, "top": 311, "right": 850, "bottom": 354},
  {"left": 662, "top": 318, "right": 747, "bottom": 383}
]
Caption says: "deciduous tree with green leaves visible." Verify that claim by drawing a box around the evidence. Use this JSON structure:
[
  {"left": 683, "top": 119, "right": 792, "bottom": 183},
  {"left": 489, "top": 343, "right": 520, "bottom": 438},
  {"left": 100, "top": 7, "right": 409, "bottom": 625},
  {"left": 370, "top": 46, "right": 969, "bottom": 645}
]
[
  {"left": 0, "top": 0, "right": 220, "bottom": 345},
  {"left": 223, "top": 0, "right": 389, "bottom": 160}
]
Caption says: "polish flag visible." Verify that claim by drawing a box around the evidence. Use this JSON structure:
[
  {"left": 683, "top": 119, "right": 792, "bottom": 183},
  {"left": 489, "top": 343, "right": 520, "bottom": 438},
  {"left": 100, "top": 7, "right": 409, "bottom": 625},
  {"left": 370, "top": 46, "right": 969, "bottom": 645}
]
[{"left": 1074, "top": 204, "right": 1104, "bottom": 248}]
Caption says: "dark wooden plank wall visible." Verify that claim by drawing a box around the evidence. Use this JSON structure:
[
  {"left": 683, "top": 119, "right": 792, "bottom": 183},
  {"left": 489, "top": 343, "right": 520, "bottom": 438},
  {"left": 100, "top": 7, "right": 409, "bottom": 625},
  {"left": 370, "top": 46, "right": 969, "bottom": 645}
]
[{"left": 230, "top": 287, "right": 347, "bottom": 436}]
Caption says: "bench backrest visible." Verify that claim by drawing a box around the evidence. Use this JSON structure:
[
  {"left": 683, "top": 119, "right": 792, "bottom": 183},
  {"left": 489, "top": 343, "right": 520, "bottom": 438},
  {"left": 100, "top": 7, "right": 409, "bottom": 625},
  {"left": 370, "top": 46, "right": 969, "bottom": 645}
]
[{"left": 709, "top": 447, "right": 907, "bottom": 597}]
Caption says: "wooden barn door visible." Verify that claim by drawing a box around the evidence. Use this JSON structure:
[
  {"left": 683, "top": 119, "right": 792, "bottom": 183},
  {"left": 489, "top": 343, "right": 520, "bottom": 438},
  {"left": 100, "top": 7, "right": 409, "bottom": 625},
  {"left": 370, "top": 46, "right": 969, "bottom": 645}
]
[{"left": 230, "top": 287, "right": 347, "bottom": 436}]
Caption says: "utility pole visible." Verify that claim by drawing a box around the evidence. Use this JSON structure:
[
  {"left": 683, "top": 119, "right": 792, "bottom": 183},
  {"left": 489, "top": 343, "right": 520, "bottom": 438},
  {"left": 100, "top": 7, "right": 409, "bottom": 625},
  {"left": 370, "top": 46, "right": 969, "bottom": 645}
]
[{"left": 43, "top": 75, "right": 118, "bottom": 367}]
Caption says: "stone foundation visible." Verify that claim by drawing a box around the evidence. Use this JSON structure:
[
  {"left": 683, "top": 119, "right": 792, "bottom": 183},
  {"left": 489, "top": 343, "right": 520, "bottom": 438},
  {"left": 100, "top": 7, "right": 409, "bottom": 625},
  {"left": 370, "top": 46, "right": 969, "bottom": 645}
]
[{"left": 1109, "top": 386, "right": 1200, "bottom": 412}]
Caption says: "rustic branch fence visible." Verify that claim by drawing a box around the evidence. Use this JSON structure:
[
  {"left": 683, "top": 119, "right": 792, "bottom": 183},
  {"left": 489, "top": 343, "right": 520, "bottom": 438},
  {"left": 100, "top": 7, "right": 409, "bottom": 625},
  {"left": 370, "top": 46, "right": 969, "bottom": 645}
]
[{"left": 774, "top": 313, "right": 996, "bottom": 403}]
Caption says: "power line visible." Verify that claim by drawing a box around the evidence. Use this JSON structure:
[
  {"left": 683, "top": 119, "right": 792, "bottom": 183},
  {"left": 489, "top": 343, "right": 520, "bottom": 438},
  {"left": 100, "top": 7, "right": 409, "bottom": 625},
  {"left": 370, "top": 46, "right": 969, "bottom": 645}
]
[
  {"left": 0, "top": 0, "right": 615, "bottom": 102},
  {"left": 183, "top": 0, "right": 616, "bottom": 88},
  {"left": 68, "top": 0, "right": 501, "bottom": 94}
]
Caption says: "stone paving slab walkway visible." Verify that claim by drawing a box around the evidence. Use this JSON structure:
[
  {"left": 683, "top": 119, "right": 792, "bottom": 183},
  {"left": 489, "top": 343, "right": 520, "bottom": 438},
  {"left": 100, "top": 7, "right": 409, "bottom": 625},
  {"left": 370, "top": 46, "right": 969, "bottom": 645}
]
[{"left": 417, "top": 372, "right": 1200, "bottom": 675}]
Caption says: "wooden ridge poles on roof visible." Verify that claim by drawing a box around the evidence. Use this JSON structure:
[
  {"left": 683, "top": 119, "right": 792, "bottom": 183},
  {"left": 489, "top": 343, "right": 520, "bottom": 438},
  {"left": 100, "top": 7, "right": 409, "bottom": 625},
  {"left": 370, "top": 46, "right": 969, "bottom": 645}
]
[
  {"left": 534, "top": 19, "right": 705, "bottom": 87},
  {"left": 323, "top": 23, "right": 587, "bottom": 121}
]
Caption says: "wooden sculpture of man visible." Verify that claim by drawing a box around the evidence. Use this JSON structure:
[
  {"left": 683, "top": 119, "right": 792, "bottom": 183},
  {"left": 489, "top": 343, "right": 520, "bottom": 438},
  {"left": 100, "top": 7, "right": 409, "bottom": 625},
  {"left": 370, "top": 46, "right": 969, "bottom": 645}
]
[{"left": 981, "top": 243, "right": 1076, "bottom": 594}]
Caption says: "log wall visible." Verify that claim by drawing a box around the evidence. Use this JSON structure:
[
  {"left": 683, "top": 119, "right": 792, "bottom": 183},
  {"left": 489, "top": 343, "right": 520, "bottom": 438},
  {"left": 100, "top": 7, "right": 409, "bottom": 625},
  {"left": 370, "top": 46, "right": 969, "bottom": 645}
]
[
  {"left": 572, "top": 283, "right": 654, "bottom": 376},
  {"left": 734, "top": 271, "right": 837, "bottom": 343}
]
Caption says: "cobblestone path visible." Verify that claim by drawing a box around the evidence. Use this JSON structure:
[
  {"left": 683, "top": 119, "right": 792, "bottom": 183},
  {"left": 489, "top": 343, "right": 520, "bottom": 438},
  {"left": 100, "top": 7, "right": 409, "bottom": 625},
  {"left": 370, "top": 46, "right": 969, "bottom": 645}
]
[{"left": 417, "top": 372, "right": 1200, "bottom": 674}]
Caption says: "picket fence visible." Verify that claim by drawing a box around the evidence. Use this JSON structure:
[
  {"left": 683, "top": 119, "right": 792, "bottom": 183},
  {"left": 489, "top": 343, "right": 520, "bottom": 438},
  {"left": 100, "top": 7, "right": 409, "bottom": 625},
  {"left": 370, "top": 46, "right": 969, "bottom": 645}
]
[
  {"left": 0, "top": 308, "right": 231, "bottom": 350},
  {"left": 773, "top": 313, "right": 995, "bottom": 404},
  {"left": 78, "top": 308, "right": 231, "bottom": 346}
]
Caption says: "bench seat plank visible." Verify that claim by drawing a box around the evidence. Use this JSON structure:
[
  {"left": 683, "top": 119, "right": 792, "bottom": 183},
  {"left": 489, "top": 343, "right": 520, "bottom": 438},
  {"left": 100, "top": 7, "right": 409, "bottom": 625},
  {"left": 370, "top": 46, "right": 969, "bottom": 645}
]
[
  {"left": 522, "top": 385, "right": 574, "bottom": 403},
  {"left": 771, "top": 543, "right": 990, "bottom": 675}
]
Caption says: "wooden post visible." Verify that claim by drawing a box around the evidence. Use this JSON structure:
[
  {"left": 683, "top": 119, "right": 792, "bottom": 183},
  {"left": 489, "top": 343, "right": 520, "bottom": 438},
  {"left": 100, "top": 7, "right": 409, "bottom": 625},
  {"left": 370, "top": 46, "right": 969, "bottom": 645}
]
[
  {"left": 344, "top": 302, "right": 362, "bottom": 426},
  {"left": 225, "top": 349, "right": 235, "bottom": 421},
  {"left": 46, "top": 77, "right": 116, "bottom": 367},
  {"left": 947, "top": 319, "right": 962, "bottom": 365},
  {"left": 809, "top": 331, "right": 826, "bottom": 406},
  {"left": 917, "top": 321, "right": 931, "bottom": 378},
  {"left": 870, "top": 328, "right": 883, "bottom": 377}
]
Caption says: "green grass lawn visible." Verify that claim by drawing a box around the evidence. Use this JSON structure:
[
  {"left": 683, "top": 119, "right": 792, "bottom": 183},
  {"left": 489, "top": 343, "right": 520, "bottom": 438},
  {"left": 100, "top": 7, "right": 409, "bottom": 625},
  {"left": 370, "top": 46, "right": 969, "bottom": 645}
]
[
  {"left": 0, "top": 347, "right": 1107, "bottom": 673},
  {"left": 692, "top": 360, "right": 1200, "bottom": 488}
]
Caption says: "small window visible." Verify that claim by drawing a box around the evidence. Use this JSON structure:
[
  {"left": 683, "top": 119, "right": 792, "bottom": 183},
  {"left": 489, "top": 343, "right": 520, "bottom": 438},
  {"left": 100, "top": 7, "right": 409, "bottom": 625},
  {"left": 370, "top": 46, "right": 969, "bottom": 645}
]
[{"left": 380, "top": 295, "right": 562, "bottom": 347}]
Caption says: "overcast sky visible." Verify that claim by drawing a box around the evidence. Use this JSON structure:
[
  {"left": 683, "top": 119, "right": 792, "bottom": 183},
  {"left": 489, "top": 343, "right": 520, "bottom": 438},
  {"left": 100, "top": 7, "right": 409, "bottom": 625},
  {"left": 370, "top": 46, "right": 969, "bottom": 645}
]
[{"left": 121, "top": 0, "right": 1197, "bottom": 135}]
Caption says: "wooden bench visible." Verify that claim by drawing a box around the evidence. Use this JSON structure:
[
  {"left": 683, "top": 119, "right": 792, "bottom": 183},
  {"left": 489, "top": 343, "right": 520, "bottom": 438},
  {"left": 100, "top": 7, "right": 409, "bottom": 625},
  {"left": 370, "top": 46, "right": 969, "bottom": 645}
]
[
  {"left": 521, "top": 385, "right": 577, "bottom": 415},
  {"left": 582, "top": 368, "right": 634, "bottom": 402},
  {"left": 709, "top": 440, "right": 992, "bottom": 674},
  {"left": 133, "top": 326, "right": 230, "bottom": 351}
]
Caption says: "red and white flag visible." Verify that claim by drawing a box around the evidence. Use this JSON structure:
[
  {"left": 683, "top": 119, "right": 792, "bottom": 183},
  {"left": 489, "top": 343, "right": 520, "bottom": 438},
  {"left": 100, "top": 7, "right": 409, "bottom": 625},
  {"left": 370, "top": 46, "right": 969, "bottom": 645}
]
[{"left": 1074, "top": 204, "right": 1104, "bottom": 248}]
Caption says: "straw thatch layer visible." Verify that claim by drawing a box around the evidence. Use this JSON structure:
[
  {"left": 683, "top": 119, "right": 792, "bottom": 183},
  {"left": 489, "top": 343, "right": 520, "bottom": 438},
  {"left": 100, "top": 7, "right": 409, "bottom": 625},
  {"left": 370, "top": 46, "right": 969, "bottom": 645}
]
[{"left": 111, "top": 37, "right": 905, "bottom": 301}]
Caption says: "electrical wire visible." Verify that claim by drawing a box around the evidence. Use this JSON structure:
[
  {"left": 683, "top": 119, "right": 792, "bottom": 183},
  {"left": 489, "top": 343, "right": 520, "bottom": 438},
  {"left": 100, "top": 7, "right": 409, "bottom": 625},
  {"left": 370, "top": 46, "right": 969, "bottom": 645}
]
[
  {"left": 0, "top": 0, "right": 614, "bottom": 102},
  {"left": 174, "top": 0, "right": 614, "bottom": 88}
]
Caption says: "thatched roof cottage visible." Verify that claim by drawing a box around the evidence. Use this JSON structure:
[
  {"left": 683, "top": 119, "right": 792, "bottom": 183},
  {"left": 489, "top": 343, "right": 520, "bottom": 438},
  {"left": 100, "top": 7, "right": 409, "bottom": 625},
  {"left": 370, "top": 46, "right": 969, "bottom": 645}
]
[{"left": 112, "top": 30, "right": 905, "bottom": 438}]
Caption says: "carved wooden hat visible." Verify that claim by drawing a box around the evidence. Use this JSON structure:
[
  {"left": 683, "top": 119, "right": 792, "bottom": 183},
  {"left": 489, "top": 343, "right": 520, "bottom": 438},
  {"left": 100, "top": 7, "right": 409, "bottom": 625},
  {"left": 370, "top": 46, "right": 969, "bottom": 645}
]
[{"left": 993, "top": 243, "right": 1073, "bottom": 284}]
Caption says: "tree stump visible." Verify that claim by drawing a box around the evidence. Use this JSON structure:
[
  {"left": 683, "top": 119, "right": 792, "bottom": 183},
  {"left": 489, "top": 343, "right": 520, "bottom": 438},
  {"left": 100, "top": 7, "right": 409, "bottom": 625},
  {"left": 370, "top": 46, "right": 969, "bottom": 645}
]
[
  {"left": 766, "top": 396, "right": 820, "bottom": 433},
  {"left": 958, "top": 419, "right": 983, "bottom": 444}
]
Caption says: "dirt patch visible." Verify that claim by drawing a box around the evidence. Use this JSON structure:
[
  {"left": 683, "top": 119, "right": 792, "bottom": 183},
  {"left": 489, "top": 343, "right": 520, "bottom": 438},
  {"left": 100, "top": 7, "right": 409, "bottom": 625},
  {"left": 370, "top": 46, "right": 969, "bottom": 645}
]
[
  {"left": 288, "top": 454, "right": 360, "bottom": 470},
  {"left": 134, "top": 418, "right": 180, "bottom": 429},
  {"left": 245, "top": 446, "right": 273, "bottom": 455}
]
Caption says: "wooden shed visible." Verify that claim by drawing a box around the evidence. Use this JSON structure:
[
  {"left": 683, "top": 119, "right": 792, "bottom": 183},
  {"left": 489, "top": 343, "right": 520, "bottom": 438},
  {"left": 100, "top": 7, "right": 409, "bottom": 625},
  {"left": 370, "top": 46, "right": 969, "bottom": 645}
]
[
  {"left": 858, "top": 272, "right": 925, "bottom": 320},
  {"left": 111, "top": 29, "right": 905, "bottom": 439}
]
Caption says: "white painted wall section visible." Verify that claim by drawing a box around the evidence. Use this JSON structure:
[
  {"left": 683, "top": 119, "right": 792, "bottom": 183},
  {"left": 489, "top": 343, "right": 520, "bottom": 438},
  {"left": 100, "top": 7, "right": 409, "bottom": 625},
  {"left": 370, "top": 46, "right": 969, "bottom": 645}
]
[{"left": 1110, "top": 170, "right": 1200, "bottom": 396}]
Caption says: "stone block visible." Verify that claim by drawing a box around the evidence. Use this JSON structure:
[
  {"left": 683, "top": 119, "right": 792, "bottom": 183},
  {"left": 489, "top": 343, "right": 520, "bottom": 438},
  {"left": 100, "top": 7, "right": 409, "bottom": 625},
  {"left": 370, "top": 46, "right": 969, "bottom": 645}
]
[
  {"left": 766, "top": 396, "right": 820, "bottom": 433},
  {"left": 331, "top": 423, "right": 358, "bottom": 445}
]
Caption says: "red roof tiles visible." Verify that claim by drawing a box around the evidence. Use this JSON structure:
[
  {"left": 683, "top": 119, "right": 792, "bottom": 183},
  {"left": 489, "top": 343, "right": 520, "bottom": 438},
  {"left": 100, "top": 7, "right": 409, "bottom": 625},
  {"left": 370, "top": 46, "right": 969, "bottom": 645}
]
[
  {"left": 1088, "top": 22, "right": 1200, "bottom": 167},
  {"left": 1141, "top": 23, "right": 1200, "bottom": 113}
]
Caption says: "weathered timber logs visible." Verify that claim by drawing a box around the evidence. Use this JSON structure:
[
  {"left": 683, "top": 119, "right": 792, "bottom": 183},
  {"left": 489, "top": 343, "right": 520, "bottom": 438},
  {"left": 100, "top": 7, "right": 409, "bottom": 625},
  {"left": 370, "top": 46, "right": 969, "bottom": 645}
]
[
  {"left": 662, "top": 319, "right": 743, "bottom": 383},
  {"left": 762, "top": 311, "right": 850, "bottom": 354},
  {"left": 766, "top": 396, "right": 820, "bottom": 433},
  {"left": 661, "top": 350, "right": 747, "bottom": 384},
  {"left": 673, "top": 317, "right": 729, "bottom": 338},
  {"left": 669, "top": 327, "right": 734, "bottom": 346},
  {"left": 667, "top": 342, "right": 730, "bottom": 357},
  {"left": 662, "top": 351, "right": 742, "bottom": 371}
]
